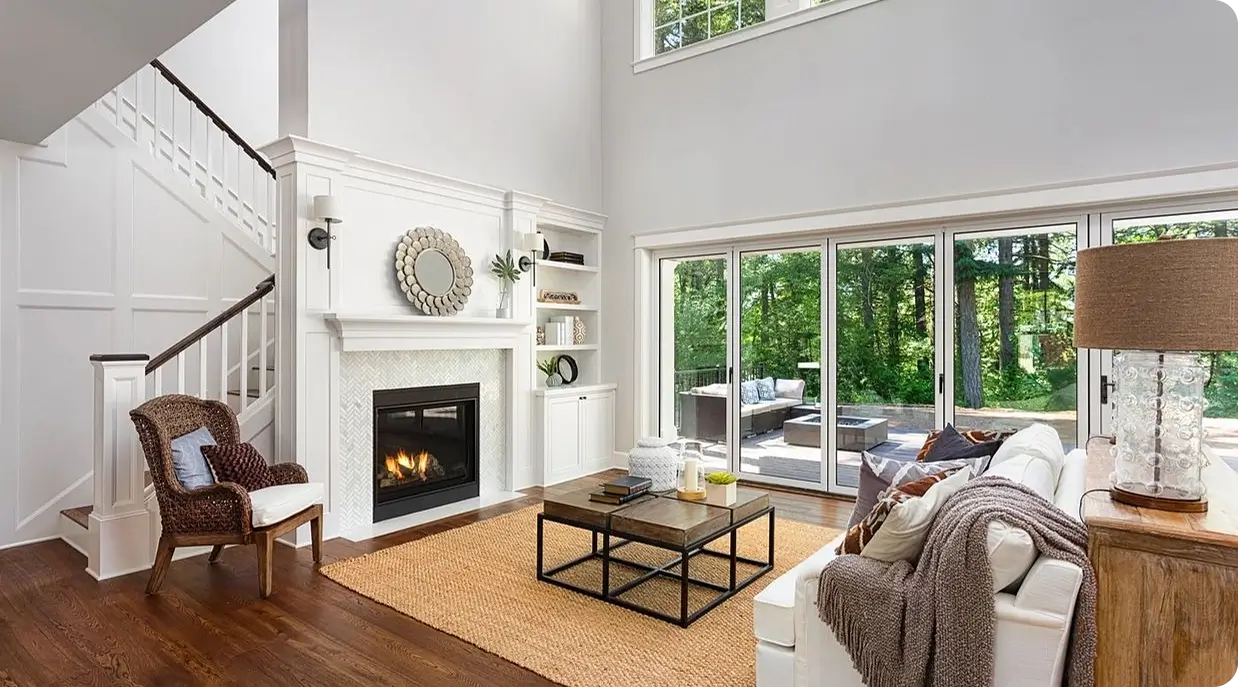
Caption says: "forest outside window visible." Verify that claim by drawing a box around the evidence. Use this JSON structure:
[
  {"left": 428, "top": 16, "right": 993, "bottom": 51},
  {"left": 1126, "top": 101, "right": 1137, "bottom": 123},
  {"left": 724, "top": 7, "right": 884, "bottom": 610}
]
[{"left": 640, "top": 0, "right": 874, "bottom": 68}]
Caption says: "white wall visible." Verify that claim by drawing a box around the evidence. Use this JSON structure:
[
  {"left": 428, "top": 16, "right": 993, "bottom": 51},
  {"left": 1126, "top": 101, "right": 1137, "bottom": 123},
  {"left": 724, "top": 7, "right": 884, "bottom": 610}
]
[
  {"left": 280, "top": 0, "right": 603, "bottom": 211},
  {"left": 160, "top": 0, "right": 279, "bottom": 148},
  {"left": 600, "top": 0, "right": 1238, "bottom": 452},
  {"left": 0, "top": 108, "right": 274, "bottom": 550}
]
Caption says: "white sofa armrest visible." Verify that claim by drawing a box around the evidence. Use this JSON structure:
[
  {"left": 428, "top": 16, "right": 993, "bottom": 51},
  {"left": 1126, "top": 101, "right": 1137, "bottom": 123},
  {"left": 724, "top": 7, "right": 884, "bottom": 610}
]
[
  {"left": 792, "top": 541, "right": 839, "bottom": 642},
  {"left": 1011, "top": 556, "right": 1083, "bottom": 621}
]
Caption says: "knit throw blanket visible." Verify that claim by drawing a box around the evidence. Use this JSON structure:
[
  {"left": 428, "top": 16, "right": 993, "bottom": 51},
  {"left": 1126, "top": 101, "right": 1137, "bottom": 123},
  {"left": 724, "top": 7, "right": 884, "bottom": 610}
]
[{"left": 817, "top": 476, "right": 1096, "bottom": 687}]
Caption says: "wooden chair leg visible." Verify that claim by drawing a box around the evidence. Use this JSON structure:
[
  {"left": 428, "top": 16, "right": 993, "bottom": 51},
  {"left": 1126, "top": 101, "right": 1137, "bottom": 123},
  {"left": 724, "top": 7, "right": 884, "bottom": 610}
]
[
  {"left": 256, "top": 532, "right": 274, "bottom": 598},
  {"left": 208, "top": 545, "right": 225, "bottom": 563},
  {"left": 310, "top": 512, "right": 323, "bottom": 565},
  {"left": 146, "top": 536, "right": 175, "bottom": 595}
]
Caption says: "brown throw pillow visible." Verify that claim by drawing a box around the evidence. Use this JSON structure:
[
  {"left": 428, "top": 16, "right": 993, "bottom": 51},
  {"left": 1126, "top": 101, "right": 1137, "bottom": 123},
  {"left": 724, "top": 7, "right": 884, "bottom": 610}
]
[
  {"left": 915, "top": 425, "right": 1008, "bottom": 461},
  {"left": 202, "top": 443, "right": 278, "bottom": 491},
  {"left": 836, "top": 471, "right": 955, "bottom": 555}
]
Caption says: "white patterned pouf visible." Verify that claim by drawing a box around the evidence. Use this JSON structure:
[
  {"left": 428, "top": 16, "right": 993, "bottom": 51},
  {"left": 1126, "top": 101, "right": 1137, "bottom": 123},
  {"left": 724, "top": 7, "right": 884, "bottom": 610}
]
[{"left": 627, "top": 437, "right": 679, "bottom": 492}]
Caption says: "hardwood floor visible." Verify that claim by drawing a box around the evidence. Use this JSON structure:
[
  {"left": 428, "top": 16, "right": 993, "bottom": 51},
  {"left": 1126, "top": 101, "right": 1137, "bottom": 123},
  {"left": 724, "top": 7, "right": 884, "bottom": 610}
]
[{"left": 0, "top": 471, "right": 853, "bottom": 686}]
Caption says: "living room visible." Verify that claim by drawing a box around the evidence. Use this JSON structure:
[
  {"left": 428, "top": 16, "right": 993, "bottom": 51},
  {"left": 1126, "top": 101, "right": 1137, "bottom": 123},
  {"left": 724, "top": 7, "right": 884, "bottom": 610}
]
[{"left": 1, "top": 0, "right": 1237, "bottom": 685}]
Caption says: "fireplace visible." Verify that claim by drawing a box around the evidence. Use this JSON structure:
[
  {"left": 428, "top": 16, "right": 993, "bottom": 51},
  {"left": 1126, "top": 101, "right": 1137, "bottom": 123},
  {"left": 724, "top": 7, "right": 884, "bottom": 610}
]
[{"left": 373, "top": 383, "right": 480, "bottom": 522}]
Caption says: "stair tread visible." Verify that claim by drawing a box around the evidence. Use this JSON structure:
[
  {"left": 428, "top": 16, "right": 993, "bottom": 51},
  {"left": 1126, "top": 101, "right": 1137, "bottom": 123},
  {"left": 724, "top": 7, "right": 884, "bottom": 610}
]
[
  {"left": 227, "top": 389, "right": 262, "bottom": 398},
  {"left": 61, "top": 506, "right": 92, "bottom": 529}
]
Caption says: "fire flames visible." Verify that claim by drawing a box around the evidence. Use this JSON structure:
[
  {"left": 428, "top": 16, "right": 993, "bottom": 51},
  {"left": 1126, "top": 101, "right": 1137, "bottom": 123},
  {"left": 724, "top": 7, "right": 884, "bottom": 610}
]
[{"left": 383, "top": 449, "right": 440, "bottom": 483}]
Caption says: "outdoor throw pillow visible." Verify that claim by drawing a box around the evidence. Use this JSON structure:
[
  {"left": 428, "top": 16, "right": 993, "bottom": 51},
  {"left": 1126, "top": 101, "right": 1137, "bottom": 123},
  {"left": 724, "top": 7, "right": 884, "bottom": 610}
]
[
  {"left": 202, "top": 443, "right": 278, "bottom": 492},
  {"left": 756, "top": 377, "right": 777, "bottom": 401},
  {"left": 846, "top": 452, "right": 990, "bottom": 529},
  {"left": 921, "top": 423, "right": 1002, "bottom": 464},
  {"left": 170, "top": 426, "right": 217, "bottom": 490},
  {"left": 740, "top": 380, "right": 760, "bottom": 405},
  {"left": 836, "top": 470, "right": 957, "bottom": 555}
]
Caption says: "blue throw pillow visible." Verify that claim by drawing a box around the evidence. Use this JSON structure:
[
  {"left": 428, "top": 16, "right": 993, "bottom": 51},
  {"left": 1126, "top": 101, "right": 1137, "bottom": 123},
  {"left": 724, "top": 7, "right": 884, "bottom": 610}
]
[
  {"left": 171, "top": 426, "right": 217, "bottom": 489},
  {"left": 756, "top": 377, "right": 776, "bottom": 401},
  {"left": 740, "top": 380, "right": 760, "bottom": 405}
]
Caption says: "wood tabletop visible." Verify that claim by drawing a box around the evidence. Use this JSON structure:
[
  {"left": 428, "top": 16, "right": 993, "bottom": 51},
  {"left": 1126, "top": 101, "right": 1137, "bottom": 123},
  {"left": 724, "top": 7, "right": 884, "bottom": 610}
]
[
  {"left": 609, "top": 497, "right": 732, "bottom": 548},
  {"left": 1082, "top": 443, "right": 1238, "bottom": 553},
  {"left": 541, "top": 488, "right": 655, "bottom": 529}
]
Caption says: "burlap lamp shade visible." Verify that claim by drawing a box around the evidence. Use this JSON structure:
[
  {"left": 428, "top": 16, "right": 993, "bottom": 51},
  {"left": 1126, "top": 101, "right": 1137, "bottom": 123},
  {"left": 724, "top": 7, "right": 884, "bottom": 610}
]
[
  {"left": 1075, "top": 237, "right": 1238, "bottom": 511},
  {"left": 1075, "top": 238, "right": 1238, "bottom": 352}
]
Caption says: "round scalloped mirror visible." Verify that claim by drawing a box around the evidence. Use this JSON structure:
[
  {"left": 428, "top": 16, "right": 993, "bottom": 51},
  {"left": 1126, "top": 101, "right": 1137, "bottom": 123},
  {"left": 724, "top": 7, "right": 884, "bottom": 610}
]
[{"left": 394, "top": 227, "right": 473, "bottom": 316}]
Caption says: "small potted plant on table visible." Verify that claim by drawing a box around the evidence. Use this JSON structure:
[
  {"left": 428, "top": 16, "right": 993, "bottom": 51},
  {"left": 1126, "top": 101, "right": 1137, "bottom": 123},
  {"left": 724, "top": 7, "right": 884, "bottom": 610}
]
[{"left": 704, "top": 471, "right": 738, "bottom": 507}]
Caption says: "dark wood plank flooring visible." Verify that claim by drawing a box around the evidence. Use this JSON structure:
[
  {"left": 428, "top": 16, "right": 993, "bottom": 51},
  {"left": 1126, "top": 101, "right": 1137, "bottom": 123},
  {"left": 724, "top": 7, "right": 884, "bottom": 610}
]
[{"left": 0, "top": 470, "right": 853, "bottom": 686}]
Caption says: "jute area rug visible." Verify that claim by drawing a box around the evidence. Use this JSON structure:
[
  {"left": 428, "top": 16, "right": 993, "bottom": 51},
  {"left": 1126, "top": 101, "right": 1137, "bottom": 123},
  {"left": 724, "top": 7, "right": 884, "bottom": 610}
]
[{"left": 321, "top": 505, "right": 838, "bottom": 687}]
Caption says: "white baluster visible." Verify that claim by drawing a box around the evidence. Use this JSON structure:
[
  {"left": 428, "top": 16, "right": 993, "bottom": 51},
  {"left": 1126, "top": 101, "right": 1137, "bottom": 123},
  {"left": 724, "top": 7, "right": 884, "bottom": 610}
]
[
  {"left": 175, "top": 352, "right": 186, "bottom": 393},
  {"left": 239, "top": 306, "right": 249, "bottom": 411},
  {"left": 219, "top": 321, "right": 228, "bottom": 404},
  {"left": 267, "top": 175, "right": 276, "bottom": 252},
  {"left": 151, "top": 74, "right": 160, "bottom": 159},
  {"left": 259, "top": 294, "right": 269, "bottom": 396},
  {"left": 152, "top": 367, "right": 163, "bottom": 398},
  {"left": 198, "top": 337, "right": 208, "bottom": 397}
]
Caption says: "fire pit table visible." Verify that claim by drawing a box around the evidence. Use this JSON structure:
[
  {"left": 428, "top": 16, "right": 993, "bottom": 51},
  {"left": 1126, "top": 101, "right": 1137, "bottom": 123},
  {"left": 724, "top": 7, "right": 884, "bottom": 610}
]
[{"left": 782, "top": 414, "right": 888, "bottom": 451}]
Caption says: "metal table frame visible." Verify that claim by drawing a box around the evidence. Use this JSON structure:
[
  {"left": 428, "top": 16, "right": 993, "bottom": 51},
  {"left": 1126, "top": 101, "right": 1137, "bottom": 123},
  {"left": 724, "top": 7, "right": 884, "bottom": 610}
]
[{"left": 536, "top": 505, "right": 775, "bottom": 627}]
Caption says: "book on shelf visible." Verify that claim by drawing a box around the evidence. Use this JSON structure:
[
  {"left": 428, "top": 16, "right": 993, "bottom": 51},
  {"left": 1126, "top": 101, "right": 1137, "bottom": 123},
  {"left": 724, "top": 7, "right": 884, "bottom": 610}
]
[
  {"left": 547, "top": 251, "right": 585, "bottom": 265},
  {"left": 588, "top": 488, "right": 646, "bottom": 505},
  {"left": 601, "top": 475, "right": 652, "bottom": 496}
]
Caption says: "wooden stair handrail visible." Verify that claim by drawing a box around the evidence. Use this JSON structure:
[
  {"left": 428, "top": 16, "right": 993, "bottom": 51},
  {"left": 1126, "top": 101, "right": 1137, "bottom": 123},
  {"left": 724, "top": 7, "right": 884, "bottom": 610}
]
[
  {"left": 149, "top": 59, "right": 276, "bottom": 179},
  {"left": 146, "top": 276, "right": 275, "bottom": 374}
]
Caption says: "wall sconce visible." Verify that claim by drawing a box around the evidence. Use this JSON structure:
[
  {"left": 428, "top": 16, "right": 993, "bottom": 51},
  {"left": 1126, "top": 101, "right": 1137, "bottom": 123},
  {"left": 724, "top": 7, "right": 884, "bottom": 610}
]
[
  {"left": 518, "top": 231, "right": 544, "bottom": 280},
  {"left": 309, "top": 195, "right": 343, "bottom": 268}
]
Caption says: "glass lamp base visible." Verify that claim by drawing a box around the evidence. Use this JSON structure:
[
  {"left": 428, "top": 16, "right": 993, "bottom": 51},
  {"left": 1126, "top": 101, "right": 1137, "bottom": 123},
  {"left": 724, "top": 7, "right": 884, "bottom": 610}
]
[{"left": 1110, "top": 482, "right": 1208, "bottom": 513}]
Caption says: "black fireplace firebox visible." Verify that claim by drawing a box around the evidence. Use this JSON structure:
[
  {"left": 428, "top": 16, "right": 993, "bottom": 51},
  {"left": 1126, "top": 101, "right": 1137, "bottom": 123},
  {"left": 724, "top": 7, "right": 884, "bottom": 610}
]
[{"left": 372, "top": 383, "right": 480, "bottom": 522}]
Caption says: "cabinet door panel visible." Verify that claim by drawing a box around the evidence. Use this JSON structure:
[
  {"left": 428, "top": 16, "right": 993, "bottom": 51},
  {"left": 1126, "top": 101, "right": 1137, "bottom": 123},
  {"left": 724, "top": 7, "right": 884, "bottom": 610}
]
[
  {"left": 546, "top": 397, "right": 581, "bottom": 480},
  {"left": 580, "top": 392, "right": 615, "bottom": 468}
]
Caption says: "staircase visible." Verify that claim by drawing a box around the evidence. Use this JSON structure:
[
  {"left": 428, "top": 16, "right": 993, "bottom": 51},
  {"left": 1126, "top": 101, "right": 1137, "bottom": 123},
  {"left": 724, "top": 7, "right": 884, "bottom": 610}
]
[{"left": 56, "top": 60, "right": 280, "bottom": 580}]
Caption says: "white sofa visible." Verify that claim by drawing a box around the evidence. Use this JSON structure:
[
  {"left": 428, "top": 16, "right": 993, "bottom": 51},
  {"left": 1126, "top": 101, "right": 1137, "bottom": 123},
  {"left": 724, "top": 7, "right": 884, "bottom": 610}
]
[{"left": 753, "top": 444, "right": 1088, "bottom": 687}]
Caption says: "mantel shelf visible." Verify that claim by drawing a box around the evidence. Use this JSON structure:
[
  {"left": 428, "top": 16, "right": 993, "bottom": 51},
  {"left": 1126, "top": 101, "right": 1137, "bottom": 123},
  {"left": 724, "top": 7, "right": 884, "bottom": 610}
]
[{"left": 323, "top": 313, "right": 533, "bottom": 352}]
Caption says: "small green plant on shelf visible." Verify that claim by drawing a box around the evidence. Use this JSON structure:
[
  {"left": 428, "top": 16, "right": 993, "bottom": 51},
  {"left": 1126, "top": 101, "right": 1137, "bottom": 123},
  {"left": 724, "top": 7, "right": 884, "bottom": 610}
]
[
  {"left": 536, "top": 356, "right": 563, "bottom": 387},
  {"left": 490, "top": 250, "right": 522, "bottom": 317},
  {"left": 704, "top": 471, "right": 737, "bottom": 485}
]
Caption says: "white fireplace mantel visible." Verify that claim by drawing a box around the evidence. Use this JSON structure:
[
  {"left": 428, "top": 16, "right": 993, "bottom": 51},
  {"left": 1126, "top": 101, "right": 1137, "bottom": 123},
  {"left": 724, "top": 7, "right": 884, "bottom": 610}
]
[{"left": 323, "top": 313, "right": 533, "bottom": 352}]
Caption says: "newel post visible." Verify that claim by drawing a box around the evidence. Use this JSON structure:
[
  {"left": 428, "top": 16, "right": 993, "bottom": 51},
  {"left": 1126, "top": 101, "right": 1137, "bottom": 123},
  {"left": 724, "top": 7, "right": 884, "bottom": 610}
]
[{"left": 88, "top": 354, "right": 151, "bottom": 580}]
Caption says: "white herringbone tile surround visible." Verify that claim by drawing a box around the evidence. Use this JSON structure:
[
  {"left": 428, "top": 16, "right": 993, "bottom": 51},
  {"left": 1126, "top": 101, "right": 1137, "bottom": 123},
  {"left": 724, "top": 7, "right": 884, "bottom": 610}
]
[{"left": 337, "top": 349, "right": 508, "bottom": 535}]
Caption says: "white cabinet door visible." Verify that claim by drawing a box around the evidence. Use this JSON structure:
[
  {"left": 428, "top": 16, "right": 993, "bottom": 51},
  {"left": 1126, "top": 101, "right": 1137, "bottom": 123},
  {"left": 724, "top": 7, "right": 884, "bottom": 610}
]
[
  {"left": 579, "top": 391, "right": 615, "bottom": 468},
  {"left": 545, "top": 396, "right": 582, "bottom": 481}
]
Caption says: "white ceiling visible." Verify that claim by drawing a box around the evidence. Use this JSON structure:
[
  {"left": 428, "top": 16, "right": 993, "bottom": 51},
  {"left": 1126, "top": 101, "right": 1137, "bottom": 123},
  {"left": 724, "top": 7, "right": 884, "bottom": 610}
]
[{"left": 0, "top": 0, "right": 234, "bottom": 144}]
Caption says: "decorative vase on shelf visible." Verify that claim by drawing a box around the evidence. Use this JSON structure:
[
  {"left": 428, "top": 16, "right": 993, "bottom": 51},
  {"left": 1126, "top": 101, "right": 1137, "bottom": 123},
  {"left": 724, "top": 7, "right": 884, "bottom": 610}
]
[
  {"left": 495, "top": 286, "right": 512, "bottom": 319},
  {"left": 627, "top": 437, "right": 678, "bottom": 492},
  {"left": 545, "top": 372, "right": 563, "bottom": 387},
  {"left": 573, "top": 317, "right": 587, "bottom": 345}
]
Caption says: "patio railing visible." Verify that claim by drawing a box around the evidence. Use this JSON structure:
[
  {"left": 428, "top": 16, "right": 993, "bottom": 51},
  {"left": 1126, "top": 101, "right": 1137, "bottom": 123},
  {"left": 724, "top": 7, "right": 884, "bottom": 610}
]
[{"left": 671, "top": 363, "right": 766, "bottom": 430}]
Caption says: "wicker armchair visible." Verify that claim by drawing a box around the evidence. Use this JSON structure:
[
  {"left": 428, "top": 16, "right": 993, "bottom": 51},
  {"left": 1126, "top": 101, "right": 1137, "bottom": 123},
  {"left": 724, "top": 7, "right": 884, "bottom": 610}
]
[{"left": 131, "top": 394, "right": 323, "bottom": 598}]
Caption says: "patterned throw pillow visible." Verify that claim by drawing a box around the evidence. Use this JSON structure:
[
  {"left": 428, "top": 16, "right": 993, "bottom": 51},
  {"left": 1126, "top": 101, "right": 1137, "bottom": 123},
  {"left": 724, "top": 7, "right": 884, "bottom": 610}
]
[
  {"left": 740, "top": 380, "right": 760, "bottom": 405},
  {"left": 846, "top": 452, "right": 990, "bottom": 529},
  {"left": 915, "top": 425, "right": 1014, "bottom": 461},
  {"left": 836, "top": 471, "right": 956, "bottom": 555},
  {"left": 756, "top": 377, "right": 777, "bottom": 401},
  {"left": 202, "top": 443, "right": 278, "bottom": 491}
]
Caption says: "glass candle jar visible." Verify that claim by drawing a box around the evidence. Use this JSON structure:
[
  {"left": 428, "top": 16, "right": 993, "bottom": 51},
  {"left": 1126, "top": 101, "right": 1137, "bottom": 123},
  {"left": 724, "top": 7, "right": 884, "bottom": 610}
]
[{"left": 677, "top": 440, "right": 706, "bottom": 496}]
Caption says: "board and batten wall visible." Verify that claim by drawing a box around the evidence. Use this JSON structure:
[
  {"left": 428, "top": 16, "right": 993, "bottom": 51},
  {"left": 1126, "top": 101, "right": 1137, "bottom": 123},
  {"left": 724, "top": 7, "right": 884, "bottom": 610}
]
[
  {"left": 278, "top": 0, "right": 603, "bottom": 211},
  {"left": 0, "top": 109, "right": 274, "bottom": 550},
  {"left": 599, "top": 0, "right": 1238, "bottom": 453}
]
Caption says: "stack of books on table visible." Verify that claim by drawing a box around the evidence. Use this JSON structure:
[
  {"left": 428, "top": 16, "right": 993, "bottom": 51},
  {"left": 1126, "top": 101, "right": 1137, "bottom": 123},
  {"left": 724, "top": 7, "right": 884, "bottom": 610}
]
[{"left": 588, "top": 476, "right": 652, "bottom": 505}]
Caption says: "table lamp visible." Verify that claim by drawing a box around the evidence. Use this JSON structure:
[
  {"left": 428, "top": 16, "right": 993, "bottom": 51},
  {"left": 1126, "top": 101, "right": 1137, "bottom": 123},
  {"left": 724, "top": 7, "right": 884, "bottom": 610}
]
[{"left": 1075, "top": 238, "right": 1238, "bottom": 512}]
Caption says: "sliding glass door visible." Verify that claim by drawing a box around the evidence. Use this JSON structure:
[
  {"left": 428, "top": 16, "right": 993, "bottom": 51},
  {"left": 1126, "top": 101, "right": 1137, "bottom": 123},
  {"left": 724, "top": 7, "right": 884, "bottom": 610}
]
[
  {"left": 829, "top": 237, "right": 941, "bottom": 492},
  {"left": 658, "top": 254, "right": 731, "bottom": 472},
  {"left": 735, "top": 247, "right": 822, "bottom": 484},
  {"left": 948, "top": 224, "right": 1081, "bottom": 450}
]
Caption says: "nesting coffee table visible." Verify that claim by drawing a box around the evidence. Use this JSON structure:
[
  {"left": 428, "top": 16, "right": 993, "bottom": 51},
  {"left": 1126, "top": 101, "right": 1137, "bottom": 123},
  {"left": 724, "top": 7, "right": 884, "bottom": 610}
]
[{"left": 537, "top": 487, "right": 774, "bottom": 627}]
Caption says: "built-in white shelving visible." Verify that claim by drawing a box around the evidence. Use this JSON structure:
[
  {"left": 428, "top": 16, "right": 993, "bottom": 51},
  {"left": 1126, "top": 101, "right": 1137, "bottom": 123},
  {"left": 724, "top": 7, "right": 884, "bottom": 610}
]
[
  {"left": 537, "top": 344, "right": 599, "bottom": 352},
  {"left": 539, "top": 261, "right": 599, "bottom": 274},
  {"left": 535, "top": 303, "right": 597, "bottom": 312}
]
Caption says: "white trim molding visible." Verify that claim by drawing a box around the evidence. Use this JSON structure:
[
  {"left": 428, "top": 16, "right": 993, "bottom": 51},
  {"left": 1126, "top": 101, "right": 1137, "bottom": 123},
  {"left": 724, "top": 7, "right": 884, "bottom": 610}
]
[
  {"left": 633, "top": 0, "right": 887, "bottom": 74},
  {"left": 323, "top": 313, "right": 533, "bottom": 352}
]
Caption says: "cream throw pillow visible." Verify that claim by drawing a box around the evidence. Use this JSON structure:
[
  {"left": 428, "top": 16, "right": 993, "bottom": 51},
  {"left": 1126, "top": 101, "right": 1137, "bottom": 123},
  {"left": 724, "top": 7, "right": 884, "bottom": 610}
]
[{"left": 860, "top": 467, "right": 972, "bottom": 563}]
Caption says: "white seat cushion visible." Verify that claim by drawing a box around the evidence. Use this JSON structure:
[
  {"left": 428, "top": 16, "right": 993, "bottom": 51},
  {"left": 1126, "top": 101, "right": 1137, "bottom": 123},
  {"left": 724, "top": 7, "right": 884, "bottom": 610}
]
[
  {"left": 753, "top": 535, "right": 841, "bottom": 647},
  {"left": 983, "top": 454, "right": 1055, "bottom": 591},
  {"left": 249, "top": 482, "right": 323, "bottom": 528}
]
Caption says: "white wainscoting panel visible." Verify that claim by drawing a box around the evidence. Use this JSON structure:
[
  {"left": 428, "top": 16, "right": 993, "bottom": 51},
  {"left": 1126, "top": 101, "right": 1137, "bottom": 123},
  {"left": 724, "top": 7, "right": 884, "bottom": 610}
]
[{"left": 0, "top": 107, "right": 275, "bottom": 550}]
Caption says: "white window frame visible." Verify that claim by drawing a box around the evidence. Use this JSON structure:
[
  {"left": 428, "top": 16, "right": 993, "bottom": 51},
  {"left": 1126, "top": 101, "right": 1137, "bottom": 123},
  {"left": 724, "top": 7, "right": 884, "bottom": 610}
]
[{"left": 633, "top": 0, "right": 887, "bottom": 74}]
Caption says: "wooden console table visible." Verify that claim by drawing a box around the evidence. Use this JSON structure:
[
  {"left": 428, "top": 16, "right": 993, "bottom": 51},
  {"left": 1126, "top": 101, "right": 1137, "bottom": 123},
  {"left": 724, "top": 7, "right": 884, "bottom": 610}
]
[{"left": 1083, "top": 442, "right": 1238, "bottom": 686}]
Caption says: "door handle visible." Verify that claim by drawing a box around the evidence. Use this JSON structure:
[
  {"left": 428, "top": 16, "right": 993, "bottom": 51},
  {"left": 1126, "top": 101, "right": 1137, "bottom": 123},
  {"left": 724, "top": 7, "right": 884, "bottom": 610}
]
[
  {"left": 938, "top": 373, "right": 944, "bottom": 394},
  {"left": 1100, "top": 375, "right": 1111, "bottom": 405}
]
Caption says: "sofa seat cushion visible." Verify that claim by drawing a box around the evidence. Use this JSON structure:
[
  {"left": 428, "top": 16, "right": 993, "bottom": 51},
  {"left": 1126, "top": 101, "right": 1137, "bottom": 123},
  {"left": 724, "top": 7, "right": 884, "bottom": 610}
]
[
  {"left": 738, "top": 397, "right": 799, "bottom": 417},
  {"left": 691, "top": 383, "right": 728, "bottom": 397},
  {"left": 249, "top": 482, "right": 324, "bottom": 528},
  {"left": 983, "top": 453, "right": 1056, "bottom": 591},
  {"left": 754, "top": 534, "right": 842, "bottom": 647}
]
